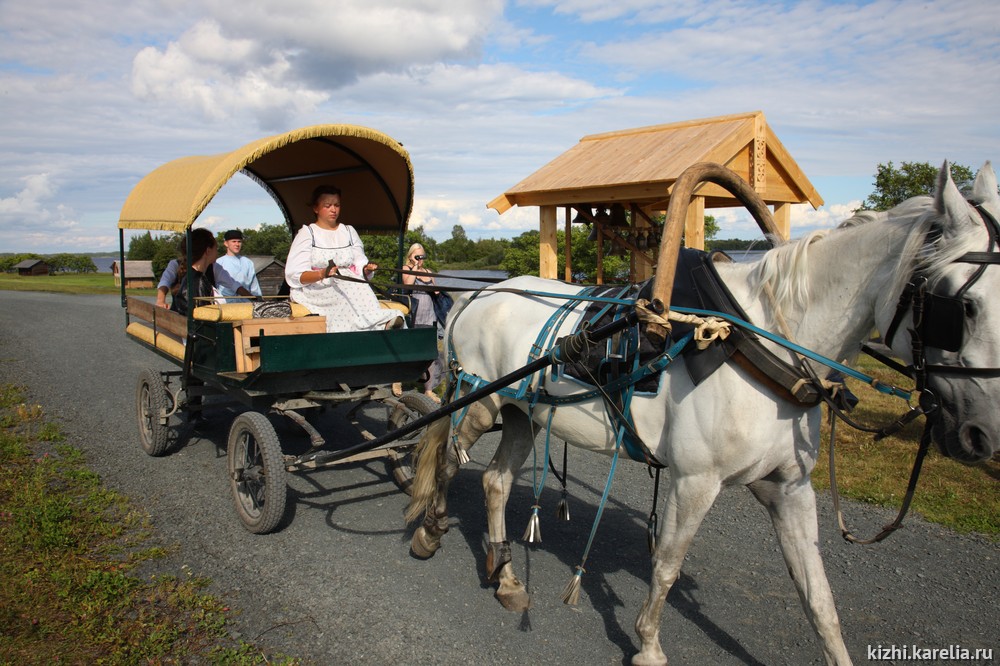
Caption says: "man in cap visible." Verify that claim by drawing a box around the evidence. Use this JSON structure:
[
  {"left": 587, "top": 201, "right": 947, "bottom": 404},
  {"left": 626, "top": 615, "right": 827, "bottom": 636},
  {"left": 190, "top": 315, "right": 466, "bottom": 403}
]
[{"left": 216, "top": 229, "right": 262, "bottom": 300}]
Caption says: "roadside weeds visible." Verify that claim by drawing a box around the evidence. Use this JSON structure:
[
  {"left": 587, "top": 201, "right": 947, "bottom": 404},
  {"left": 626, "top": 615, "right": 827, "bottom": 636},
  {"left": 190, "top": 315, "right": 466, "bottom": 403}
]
[{"left": 0, "top": 382, "right": 300, "bottom": 665}]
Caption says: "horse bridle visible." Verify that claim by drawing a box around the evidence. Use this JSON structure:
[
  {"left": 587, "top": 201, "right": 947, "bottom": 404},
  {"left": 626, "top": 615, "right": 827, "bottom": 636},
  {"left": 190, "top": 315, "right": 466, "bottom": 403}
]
[
  {"left": 829, "top": 201, "right": 1000, "bottom": 545},
  {"left": 883, "top": 202, "right": 1000, "bottom": 394}
]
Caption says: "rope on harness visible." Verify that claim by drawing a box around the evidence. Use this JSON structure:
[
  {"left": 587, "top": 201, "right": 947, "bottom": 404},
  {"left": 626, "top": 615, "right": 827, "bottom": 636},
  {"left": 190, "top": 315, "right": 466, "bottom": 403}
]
[{"left": 635, "top": 298, "right": 732, "bottom": 351}]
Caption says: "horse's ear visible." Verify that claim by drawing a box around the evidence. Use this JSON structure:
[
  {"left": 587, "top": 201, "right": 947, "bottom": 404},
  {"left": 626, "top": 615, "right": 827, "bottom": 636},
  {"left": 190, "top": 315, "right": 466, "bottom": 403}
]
[
  {"left": 935, "top": 160, "right": 977, "bottom": 233},
  {"left": 972, "top": 161, "right": 999, "bottom": 207}
]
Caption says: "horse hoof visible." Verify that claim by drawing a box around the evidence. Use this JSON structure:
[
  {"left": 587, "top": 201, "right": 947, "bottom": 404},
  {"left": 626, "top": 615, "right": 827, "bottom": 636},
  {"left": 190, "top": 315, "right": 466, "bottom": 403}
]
[
  {"left": 631, "top": 650, "right": 668, "bottom": 666},
  {"left": 495, "top": 588, "right": 531, "bottom": 612},
  {"left": 410, "top": 526, "right": 440, "bottom": 559}
]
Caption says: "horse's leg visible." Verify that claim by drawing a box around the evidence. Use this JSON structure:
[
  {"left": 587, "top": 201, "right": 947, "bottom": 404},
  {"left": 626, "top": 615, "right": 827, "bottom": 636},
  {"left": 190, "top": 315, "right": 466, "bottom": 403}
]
[
  {"left": 748, "top": 477, "right": 853, "bottom": 666},
  {"left": 633, "top": 474, "right": 722, "bottom": 666},
  {"left": 410, "top": 398, "right": 498, "bottom": 558},
  {"left": 483, "top": 404, "right": 536, "bottom": 611}
]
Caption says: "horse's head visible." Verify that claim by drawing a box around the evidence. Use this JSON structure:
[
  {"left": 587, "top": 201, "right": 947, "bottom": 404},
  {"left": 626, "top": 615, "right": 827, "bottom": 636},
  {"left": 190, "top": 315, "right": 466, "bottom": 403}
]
[{"left": 882, "top": 162, "right": 1000, "bottom": 463}]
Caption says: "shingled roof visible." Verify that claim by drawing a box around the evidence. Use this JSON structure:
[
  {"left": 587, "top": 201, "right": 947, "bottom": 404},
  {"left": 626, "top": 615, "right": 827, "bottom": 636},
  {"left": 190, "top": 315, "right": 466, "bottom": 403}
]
[{"left": 488, "top": 111, "right": 823, "bottom": 214}]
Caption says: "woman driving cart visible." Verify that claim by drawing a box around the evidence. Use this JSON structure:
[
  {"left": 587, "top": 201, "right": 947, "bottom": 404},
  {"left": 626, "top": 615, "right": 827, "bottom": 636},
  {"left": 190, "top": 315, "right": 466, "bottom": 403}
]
[{"left": 284, "top": 185, "right": 403, "bottom": 333}]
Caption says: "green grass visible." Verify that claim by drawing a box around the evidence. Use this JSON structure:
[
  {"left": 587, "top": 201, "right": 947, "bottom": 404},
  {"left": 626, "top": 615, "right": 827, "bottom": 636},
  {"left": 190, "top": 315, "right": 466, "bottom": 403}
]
[
  {"left": 0, "top": 272, "right": 156, "bottom": 296},
  {"left": 813, "top": 355, "right": 999, "bottom": 537},
  {"left": 0, "top": 383, "right": 299, "bottom": 665}
]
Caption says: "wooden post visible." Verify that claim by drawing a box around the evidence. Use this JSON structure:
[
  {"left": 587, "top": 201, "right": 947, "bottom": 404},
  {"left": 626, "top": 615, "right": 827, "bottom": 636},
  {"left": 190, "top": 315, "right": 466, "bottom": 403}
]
[
  {"left": 539, "top": 205, "right": 557, "bottom": 279},
  {"left": 596, "top": 224, "right": 604, "bottom": 285},
  {"left": 773, "top": 202, "right": 791, "bottom": 241},
  {"left": 751, "top": 113, "right": 767, "bottom": 193},
  {"left": 632, "top": 203, "right": 653, "bottom": 281},
  {"left": 564, "top": 207, "right": 573, "bottom": 282},
  {"left": 683, "top": 196, "right": 706, "bottom": 250}
]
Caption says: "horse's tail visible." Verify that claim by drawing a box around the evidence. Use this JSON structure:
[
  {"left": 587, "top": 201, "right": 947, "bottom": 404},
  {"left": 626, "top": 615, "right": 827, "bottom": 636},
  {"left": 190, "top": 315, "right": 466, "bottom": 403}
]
[{"left": 404, "top": 416, "right": 451, "bottom": 524}]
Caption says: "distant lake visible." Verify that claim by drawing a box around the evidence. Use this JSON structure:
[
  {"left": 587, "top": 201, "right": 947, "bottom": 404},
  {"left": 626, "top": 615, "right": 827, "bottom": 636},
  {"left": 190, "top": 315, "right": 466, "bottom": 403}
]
[
  {"left": 434, "top": 270, "right": 506, "bottom": 288},
  {"left": 727, "top": 249, "right": 767, "bottom": 263},
  {"left": 93, "top": 256, "right": 116, "bottom": 273}
]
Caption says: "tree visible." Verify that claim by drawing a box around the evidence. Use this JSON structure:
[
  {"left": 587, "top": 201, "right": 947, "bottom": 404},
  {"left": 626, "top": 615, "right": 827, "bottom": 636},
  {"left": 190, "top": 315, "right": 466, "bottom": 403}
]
[
  {"left": 500, "top": 227, "right": 630, "bottom": 282},
  {"left": 126, "top": 232, "right": 183, "bottom": 278},
  {"left": 240, "top": 223, "right": 293, "bottom": 260},
  {"left": 126, "top": 232, "right": 159, "bottom": 261},
  {"left": 499, "top": 230, "right": 540, "bottom": 278},
  {"left": 438, "top": 225, "right": 475, "bottom": 264},
  {"left": 472, "top": 238, "right": 509, "bottom": 268},
  {"left": 860, "top": 161, "right": 974, "bottom": 211},
  {"left": 70, "top": 255, "right": 98, "bottom": 273},
  {"left": 47, "top": 253, "right": 97, "bottom": 273},
  {"left": 704, "top": 215, "right": 719, "bottom": 240},
  {"left": 0, "top": 253, "right": 42, "bottom": 272}
]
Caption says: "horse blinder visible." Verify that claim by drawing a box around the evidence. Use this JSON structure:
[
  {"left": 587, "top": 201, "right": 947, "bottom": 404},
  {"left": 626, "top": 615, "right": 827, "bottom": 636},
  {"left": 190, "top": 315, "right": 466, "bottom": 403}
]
[{"left": 919, "top": 292, "right": 965, "bottom": 353}]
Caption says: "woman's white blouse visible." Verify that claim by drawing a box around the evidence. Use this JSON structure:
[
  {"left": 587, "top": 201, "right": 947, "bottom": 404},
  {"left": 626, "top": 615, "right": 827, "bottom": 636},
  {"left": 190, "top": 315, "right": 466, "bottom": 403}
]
[{"left": 284, "top": 224, "right": 369, "bottom": 288}]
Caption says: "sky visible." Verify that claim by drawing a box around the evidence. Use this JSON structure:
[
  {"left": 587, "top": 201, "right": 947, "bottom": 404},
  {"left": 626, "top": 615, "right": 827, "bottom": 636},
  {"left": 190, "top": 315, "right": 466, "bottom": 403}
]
[{"left": 1, "top": 0, "right": 998, "bottom": 254}]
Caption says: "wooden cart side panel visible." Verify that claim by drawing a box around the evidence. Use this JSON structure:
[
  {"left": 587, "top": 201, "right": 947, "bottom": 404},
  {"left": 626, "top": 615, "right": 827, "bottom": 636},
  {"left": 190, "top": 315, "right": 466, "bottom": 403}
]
[
  {"left": 126, "top": 296, "right": 188, "bottom": 338},
  {"left": 232, "top": 317, "right": 328, "bottom": 373},
  {"left": 259, "top": 327, "right": 438, "bottom": 375}
]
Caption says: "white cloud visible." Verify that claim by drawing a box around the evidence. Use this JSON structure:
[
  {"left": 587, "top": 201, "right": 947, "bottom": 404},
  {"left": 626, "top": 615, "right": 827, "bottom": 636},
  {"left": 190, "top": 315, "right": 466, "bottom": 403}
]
[
  {"left": 131, "top": 19, "right": 329, "bottom": 128},
  {"left": 129, "top": 0, "right": 507, "bottom": 125},
  {"left": 708, "top": 199, "right": 865, "bottom": 242},
  {"left": 791, "top": 201, "right": 864, "bottom": 234},
  {"left": 340, "top": 62, "right": 617, "bottom": 114},
  {"left": 410, "top": 196, "right": 538, "bottom": 240},
  {"left": 0, "top": 174, "right": 54, "bottom": 217},
  {"left": 0, "top": 173, "right": 109, "bottom": 251},
  {"left": 0, "top": 173, "right": 80, "bottom": 235}
]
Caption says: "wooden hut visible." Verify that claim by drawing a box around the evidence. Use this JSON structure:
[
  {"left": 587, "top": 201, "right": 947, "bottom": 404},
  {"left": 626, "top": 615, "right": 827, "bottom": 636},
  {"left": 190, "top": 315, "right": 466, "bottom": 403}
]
[
  {"left": 112, "top": 260, "right": 155, "bottom": 289},
  {"left": 248, "top": 256, "right": 286, "bottom": 296},
  {"left": 14, "top": 259, "right": 50, "bottom": 276},
  {"left": 488, "top": 111, "right": 823, "bottom": 283}
]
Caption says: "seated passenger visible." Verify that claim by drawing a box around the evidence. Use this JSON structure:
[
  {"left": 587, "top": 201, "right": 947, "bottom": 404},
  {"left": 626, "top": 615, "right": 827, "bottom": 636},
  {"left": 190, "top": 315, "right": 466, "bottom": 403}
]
[
  {"left": 284, "top": 185, "right": 402, "bottom": 333},
  {"left": 156, "top": 228, "right": 251, "bottom": 315},
  {"left": 215, "top": 229, "right": 262, "bottom": 300}
]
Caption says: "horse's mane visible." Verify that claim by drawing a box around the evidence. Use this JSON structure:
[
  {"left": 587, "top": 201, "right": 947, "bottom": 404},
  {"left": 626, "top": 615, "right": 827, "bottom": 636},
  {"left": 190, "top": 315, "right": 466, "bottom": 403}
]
[{"left": 748, "top": 194, "right": 982, "bottom": 314}]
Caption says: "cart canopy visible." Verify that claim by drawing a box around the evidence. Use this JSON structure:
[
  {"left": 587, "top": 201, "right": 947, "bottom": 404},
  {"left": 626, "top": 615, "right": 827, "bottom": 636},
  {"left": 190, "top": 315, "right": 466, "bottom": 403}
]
[{"left": 117, "top": 124, "right": 413, "bottom": 236}]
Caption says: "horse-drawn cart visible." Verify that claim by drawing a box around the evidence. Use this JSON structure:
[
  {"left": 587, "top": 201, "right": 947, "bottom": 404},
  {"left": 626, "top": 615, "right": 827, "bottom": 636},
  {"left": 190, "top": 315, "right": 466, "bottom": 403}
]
[{"left": 118, "top": 125, "right": 442, "bottom": 534}]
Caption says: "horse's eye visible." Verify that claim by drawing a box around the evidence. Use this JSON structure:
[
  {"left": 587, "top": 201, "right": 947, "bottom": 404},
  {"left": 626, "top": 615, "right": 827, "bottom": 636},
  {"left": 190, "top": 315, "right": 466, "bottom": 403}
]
[{"left": 964, "top": 300, "right": 977, "bottom": 319}]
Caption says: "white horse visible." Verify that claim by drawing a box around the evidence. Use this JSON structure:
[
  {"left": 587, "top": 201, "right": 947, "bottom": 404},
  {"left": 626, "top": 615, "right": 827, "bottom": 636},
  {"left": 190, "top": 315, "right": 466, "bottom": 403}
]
[{"left": 406, "top": 162, "right": 1000, "bottom": 665}]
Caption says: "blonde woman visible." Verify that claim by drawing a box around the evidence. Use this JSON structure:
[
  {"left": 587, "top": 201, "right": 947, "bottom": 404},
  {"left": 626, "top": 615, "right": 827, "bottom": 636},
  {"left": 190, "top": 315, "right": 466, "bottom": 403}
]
[{"left": 401, "top": 243, "right": 442, "bottom": 402}]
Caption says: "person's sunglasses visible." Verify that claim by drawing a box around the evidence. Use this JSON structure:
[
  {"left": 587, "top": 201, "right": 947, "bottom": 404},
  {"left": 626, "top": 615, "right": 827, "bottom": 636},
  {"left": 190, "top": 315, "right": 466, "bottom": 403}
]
[{"left": 414, "top": 254, "right": 426, "bottom": 260}]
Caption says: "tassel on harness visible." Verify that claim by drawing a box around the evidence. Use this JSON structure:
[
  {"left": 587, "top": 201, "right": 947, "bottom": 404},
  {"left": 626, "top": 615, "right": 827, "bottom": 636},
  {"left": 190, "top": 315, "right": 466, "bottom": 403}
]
[{"left": 522, "top": 408, "right": 558, "bottom": 544}]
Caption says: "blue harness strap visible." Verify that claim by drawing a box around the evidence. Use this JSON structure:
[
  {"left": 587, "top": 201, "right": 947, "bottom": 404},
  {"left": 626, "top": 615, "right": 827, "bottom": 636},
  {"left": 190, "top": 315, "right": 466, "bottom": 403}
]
[{"left": 450, "top": 310, "right": 694, "bottom": 463}]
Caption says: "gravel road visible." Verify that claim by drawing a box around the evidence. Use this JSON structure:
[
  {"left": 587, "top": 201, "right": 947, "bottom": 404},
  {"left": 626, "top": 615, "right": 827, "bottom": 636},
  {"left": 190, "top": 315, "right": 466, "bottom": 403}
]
[{"left": 0, "top": 290, "right": 996, "bottom": 665}]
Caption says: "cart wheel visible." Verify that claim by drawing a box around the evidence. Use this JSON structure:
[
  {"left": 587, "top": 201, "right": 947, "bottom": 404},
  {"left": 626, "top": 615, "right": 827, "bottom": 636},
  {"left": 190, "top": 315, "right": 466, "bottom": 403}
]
[
  {"left": 227, "top": 412, "right": 287, "bottom": 534},
  {"left": 386, "top": 392, "right": 441, "bottom": 495},
  {"left": 136, "top": 368, "right": 173, "bottom": 457}
]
